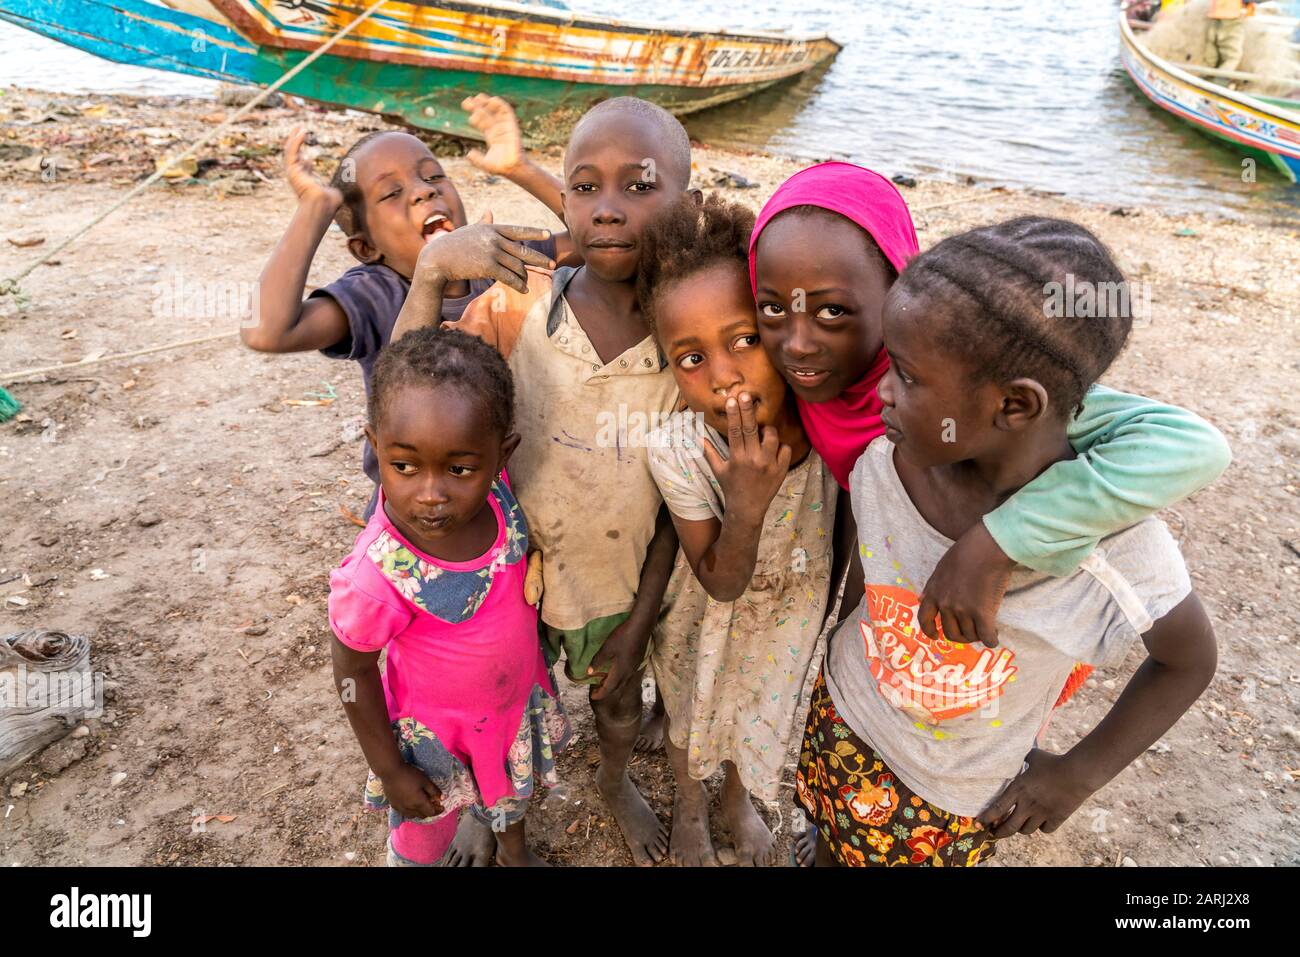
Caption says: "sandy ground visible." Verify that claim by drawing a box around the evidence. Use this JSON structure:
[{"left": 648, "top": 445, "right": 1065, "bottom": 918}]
[{"left": 0, "top": 89, "right": 1298, "bottom": 867}]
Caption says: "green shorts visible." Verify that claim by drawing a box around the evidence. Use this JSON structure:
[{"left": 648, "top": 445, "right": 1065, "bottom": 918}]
[{"left": 544, "top": 611, "right": 644, "bottom": 685}]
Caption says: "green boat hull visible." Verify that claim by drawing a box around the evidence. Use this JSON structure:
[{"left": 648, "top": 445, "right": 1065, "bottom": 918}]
[{"left": 251, "top": 49, "right": 798, "bottom": 142}]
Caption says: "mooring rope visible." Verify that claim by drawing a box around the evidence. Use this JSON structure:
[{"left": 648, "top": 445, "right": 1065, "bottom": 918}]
[{"left": 0, "top": 0, "right": 388, "bottom": 300}]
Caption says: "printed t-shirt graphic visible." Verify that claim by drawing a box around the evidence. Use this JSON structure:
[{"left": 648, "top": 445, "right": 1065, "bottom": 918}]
[{"left": 860, "top": 584, "right": 1017, "bottom": 725}]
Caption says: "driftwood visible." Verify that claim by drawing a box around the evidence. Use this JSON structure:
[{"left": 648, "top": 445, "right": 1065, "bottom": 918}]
[{"left": 0, "top": 630, "right": 95, "bottom": 778}]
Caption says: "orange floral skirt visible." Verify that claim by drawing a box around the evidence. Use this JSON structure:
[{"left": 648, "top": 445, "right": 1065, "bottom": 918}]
[{"left": 794, "top": 669, "right": 997, "bottom": 867}]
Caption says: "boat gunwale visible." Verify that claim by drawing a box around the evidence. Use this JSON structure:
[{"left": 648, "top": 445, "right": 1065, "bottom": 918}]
[
  {"left": 438, "top": 0, "right": 843, "bottom": 46},
  {"left": 210, "top": 0, "right": 844, "bottom": 50},
  {"left": 205, "top": 0, "right": 841, "bottom": 88},
  {"left": 1118, "top": 7, "right": 1300, "bottom": 128}
]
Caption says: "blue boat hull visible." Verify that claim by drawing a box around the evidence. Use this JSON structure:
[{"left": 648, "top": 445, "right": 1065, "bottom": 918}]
[{"left": 0, "top": 0, "right": 260, "bottom": 84}]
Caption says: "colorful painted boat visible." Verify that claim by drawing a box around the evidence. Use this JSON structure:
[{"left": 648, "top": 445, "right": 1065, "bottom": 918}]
[
  {"left": 1119, "top": 5, "right": 1300, "bottom": 182},
  {"left": 0, "top": 0, "right": 842, "bottom": 140},
  {"left": 0, "top": 0, "right": 267, "bottom": 83}
]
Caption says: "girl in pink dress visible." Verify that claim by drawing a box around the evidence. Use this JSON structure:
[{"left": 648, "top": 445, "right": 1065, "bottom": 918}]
[{"left": 328, "top": 326, "right": 570, "bottom": 867}]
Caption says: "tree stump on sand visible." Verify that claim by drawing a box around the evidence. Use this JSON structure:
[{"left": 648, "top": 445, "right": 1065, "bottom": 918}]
[{"left": 1, "top": 630, "right": 94, "bottom": 778}]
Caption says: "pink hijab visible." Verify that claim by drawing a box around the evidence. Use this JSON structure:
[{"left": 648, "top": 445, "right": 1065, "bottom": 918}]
[{"left": 747, "top": 162, "right": 920, "bottom": 489}]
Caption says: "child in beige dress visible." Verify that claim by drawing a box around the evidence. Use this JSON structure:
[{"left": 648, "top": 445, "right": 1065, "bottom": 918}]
[{"left": 638, "top": 195, "right": 838, "bottom": 866}]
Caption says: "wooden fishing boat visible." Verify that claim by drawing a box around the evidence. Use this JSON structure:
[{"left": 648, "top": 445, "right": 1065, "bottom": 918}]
[
  {"left": 0, "top": 0, "right": 268, "bottom": 84},
  {"left": 1119, "top": 4, "right": 1300, "bottom": 182},
  {"left": 0, "top": 0, "right": 841, "bottom": 140}
]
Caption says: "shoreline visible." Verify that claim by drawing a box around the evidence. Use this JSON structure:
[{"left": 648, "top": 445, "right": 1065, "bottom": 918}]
[
  {"left": 0, "top": 86, "right": 1297, "bottom": 867},
  {"left": 3, "top": 86, "right": 1298, "bottom": 230}
]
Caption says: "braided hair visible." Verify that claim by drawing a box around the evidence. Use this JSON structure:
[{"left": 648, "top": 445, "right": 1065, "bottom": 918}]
[
  {"left": 368, "top": 327, "right": 515, "bottom": 438},
  {"left": 637, "top": 193, "right": 756, "bottom": 337},
  {"left": 894, "top": 216, "right": 1134, "bottom": 414}
]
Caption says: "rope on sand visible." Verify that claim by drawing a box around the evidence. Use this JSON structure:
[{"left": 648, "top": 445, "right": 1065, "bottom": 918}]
[
  {"left": 0, "top": 331, "right": 237, "bottom": 384},
  {"left": 0, "top": 0, "right": 388, "bottom": 301}
]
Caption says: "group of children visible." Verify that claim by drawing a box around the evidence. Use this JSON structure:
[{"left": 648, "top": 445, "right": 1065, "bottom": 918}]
[{"left": 242, "top": 93, "right": 1229, "bottom": 867}]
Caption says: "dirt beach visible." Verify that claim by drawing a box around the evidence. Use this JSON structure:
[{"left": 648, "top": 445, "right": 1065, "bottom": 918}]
[{"left": 0, "top": 88, "right": 1297, "bottom": 867}]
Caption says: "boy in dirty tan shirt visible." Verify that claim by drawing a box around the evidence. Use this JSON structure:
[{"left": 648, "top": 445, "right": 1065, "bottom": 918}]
[{"left": 392, "top": 97, "right": 701, "bottom": 866}]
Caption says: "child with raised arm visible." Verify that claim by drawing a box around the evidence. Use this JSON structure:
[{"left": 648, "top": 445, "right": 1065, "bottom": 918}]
[
  {"left": 393, "top": 97, "right": 700, "bottom": 866},
  {"left": 251, "top": 96, "right": 569, "bottom": 867},
  {"left": 329, "top": 327, "right": 570, "bottom": 867},
  {"left": 637, "top": 195, "right": 838, "bottom": 866},
  {"left": 796, "top": 218, "right": 1218, "bottom": 866},
  {"left": 242, "top": 96, "right": 565, "bottom": 520}
]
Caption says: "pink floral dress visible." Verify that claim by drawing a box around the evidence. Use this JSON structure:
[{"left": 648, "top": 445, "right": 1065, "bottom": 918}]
[{"left": 328, "top": 475, "right": 570, "bottom": 830}]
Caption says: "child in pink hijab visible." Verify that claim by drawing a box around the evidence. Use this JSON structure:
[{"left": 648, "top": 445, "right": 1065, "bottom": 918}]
[
  {"left": 748, "top": 162, "right": 1229, "bottom": 863},
  {"left": 748, "top": 162, "right": 917, "bottom": 489}
]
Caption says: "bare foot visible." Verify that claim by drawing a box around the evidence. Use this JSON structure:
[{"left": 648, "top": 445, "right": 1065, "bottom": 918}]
[
  {"left": 596, "top": 768, "right": 669, "bottom": 866},
  {"left": 494, "top": 820, "right": 551, "bottom": 867},
  {"left": 668, "top": 779, "right": 719, "bottom": 866},
  {"left": 495, "top": 846, "right": 551, "bottom": 867},
  {"left": 441, "top": 811, "right": 494, "bottom": 867},
  {"left": 720, "top": 765, "right": 777, "bottom": 867},
  {"left": 634, "top": 709, "right": 666, "bottom": 752},
  {"left": 793, "top": 822, "right": 817, "bottom": 867}
]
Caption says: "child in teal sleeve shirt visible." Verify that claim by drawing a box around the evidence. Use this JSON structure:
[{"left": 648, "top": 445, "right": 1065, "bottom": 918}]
[{"left": 985, "top": 383, "right": 1230, "bottom": 576}]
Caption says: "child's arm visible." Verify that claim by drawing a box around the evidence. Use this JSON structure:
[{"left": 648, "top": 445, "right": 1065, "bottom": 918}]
[
  {"left": 329, "top": 637, "right": 443, "bottom": 820},
  {"left": 977, "top": 592, "right": 1216, "bottom": 838},
  {"left": 919, "top": 386, "right": 1231, "bottom": 646},
  {"left": 241, "top": 128, "right": 351, "bottom": 353},
  {"left": 462, "top": 94, "right": 575, "bottom": 260},
  {"left": 588, "top": 504, "right": 680, "bottom": 702},
  {"left": 391, "top": 218, "right": 554, "bottom": 343},
  {"left": 822, "top": 493, "right": 864, "bottom": 633},
  {"left": 670, "top": 396, "right": 793, "bottom": 602}
]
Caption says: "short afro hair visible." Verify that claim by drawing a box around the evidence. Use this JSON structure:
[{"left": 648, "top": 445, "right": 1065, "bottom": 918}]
[
  {"left": 636, "top": 193, "right": 756, "bottom": 337},
  {"left": 368, "top": 326, "right": 515, "bottom": 438},
  {"left": 569, "top": 96, "right": 692, "bottom": 187},
  {"left": 327, "top": 130, "right": 394, "bottom": 237}
]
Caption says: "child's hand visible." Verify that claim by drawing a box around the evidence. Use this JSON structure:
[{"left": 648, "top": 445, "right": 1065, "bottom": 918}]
[
  {"left": 413, "top": 211, "right": 554, "bottom": 294},
  {"left": 283, "top": 127, "right": 342, "bottom": 211},
  {"left": 380, "top": 763, "right": 444, "bottom": 820},
  {"left": 918, "top": 521, "right": 1013, "bottom": 648},
  {"left": 977, "top": 748, "right": 1097, "bottom": 838},
  {"left": 588, "top": 617, "right": 649, "bottom": 701},
  {"left": 462, "top": 94, "right": 525, "bottom": 176},
  {"left": 524, "top": 550, "right": 544, "bottom": 607},
  {"left": 701, "top": 393, "right": 793, "bottom": 524}
]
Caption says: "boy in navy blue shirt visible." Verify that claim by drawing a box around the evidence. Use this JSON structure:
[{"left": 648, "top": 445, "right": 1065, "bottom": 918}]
[{"left": 243, "top": 96, "right": 571, "bottom": 512}]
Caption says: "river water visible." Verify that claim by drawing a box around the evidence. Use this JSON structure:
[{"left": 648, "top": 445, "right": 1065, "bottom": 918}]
[{"left": 1, "top": 0, "right": 1297, "bottom": 219}]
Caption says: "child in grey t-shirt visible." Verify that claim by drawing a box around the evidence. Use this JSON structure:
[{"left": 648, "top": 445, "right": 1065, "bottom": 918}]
[
  {"left": 825, "top": 438, "right": 1190, "bottom": 817},
  {"left": 795, "top": 217, "right": 1219, "bottom": 867}
]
